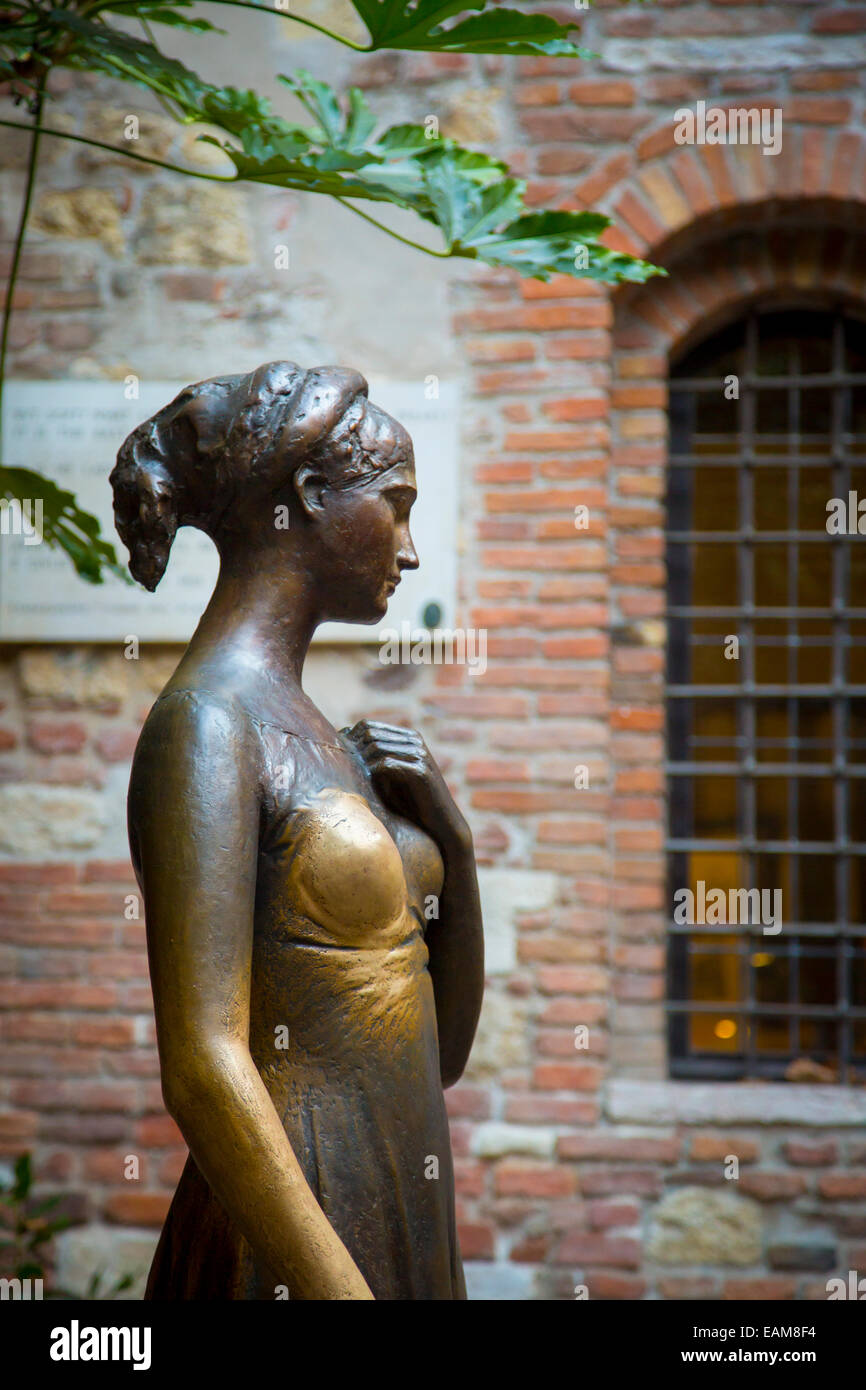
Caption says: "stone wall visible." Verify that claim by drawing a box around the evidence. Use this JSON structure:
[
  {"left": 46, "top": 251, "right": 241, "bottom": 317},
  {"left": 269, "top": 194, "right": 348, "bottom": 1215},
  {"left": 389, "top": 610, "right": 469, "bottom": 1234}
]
[{"left": 2, "top": 0, "right": 866, "bottom": 1300}]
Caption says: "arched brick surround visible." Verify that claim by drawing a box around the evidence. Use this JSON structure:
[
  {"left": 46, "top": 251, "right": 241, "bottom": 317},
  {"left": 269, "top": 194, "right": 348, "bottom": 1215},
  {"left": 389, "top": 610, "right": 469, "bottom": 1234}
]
[{"left": 607, "top": 172, "right": 866, "bottom": 1079}]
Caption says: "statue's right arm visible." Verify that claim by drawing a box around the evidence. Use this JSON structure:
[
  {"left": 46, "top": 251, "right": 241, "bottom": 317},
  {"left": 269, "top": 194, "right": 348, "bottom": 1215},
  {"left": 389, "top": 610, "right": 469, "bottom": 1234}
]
[{"left": 129, "top": 689, "right": 374, "bottom": 1301}]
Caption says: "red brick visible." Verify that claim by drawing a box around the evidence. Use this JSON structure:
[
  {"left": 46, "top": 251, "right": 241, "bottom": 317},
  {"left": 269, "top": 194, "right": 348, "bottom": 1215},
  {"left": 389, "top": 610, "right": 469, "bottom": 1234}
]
[
  {"left": 134, "top": 1114, "right": 183, "bottom": 1147},
  {"left": 818, "top": 1172, "right": 866, "bottom": 1200},
  {"left": 558, "top": 1133, "right": 679, "bottom": 1162},
  {"left": 84, "top": 1149, "right": 147, "bottom": 1183},
  {"left": 509, "top": 1234, "right": 551, "bottom": 1262},
  {"left": 404, "top": 52, "right": 470, "bottom": 81},
  {"left": 453, "top": 1160, "right": 486, "bottom": 1198},
  {"left": 26, "top": 720, "right": 87, "bottom": 754},
  {"left": 783, "top": 1141, "right": 838, "bottom": 1166},
  {"left": 739, "top": 1172, "right": 809, "bottom": 1201},
  {"left": 786, "top": 97, "right": 853, "bottom": 124},
  {"left": 465, "top": 338, "right": 537, "bottom": 364},
  {"left": 0, "top": 982, "right": 116, "bottom": 1009},
  {"left": 791, "top": 70, "right": 859, "bottom": 91},
  {"left": 584, "top": 1271, "right": 647, "bottom": 1298},
  {"left": 533, "top": 1064, "right": 603, "bottom": 1092},
  {"left": 456, "top": 1222, "right": 494, "bottom": 1259},
  {"left": 486, "top": 486, "right": 604, "bottom": 512},
  {"left": 104, "top": 1192, "right": 171, "bottom": 1227},
  {"left": 541, "top": 397, "right": 609, "bottom": 422},
  {"left": 0, "top": 1109, "right": 38, "bottom": 1142},
  {"left": 46, "top": 321, "right": 95, "bottom": 350},
  {"left": 579, "top": 1169, "right": 662, "bottom": 1197},
  {"left": 613, "top": 190, "right": 663, "bottom": 248},
  {"left": 690, "top": 1134, "right": 760, "bottom": 1162},
  {"left": 443, "top": 1085, "right": 491, "bottom": 1119},
  {"left": 520, "top": 110, "right": 649, "bottom": 144},
  {"left": 163, "top": 274, "right": 226, "bottom": 302},
  {"left": 723, "top": 1278, "right": 797, "bottom": 1300},
  {"left": 73, "top": 1019, "right": 135, "bottom": 1048},
  {"left": 553, "top": 1233, "right": 641, "bottom": 1267},
  {"left": 515, "top": 81, "right": 561, "bottom": 106},
  {"left": 466, "top": 759, "right": 531, "bottom": 783},
  {"left": 504, "top": 1096, "right": 600, "bottom": 1125},
  {"left": 536, "top": 149, "right": 593, "bottom": 175},
  {"left": 158, "top": 1150, "right": 187, "bottom": 1185},
  {"left": 812, "top": 9, "right": 866, "bottom": 34},
  {"left": 546, "top": 333, "right": 611, "bottom": 360},
  {"left": 568, "top": 81, "right": 635, "bottom": 107},
  {"left": 538, "top": 966, "right": 609, "bottom": 995},
  {"left": 81, "top": 860, "right": 136, "bottom": 883},
  {"left": 494, "top": 1163, "right": 577, "bottom": 1198},
  {"left": 659, "top": 1277, "right": 720, "bottom": 1300},
  {"left": 586, "top": 1200, "right": 640, "bottom": 1230}
]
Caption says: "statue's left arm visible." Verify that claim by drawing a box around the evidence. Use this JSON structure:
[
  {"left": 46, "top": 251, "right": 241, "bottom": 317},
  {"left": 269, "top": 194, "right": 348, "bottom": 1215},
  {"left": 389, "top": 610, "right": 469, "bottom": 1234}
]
[{"left": 343, "top": 720, "right": 484, "bottom": 1088}]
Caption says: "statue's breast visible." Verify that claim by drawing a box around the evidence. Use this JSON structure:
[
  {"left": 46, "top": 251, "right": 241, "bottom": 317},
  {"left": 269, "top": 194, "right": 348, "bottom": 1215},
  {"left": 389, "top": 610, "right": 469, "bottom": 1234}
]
[
  {"left": 253, "top": 725, "right": 445, "bottom": 950},
  {"left": 272, "top": 788, "right": 409, "bottom": 941}
]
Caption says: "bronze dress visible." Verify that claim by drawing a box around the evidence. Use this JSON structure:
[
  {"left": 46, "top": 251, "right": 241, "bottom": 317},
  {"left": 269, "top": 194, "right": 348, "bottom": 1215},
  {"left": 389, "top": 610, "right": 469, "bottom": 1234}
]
[{"left": 139, "top": 689, "right": 466, "bottom": 1301}]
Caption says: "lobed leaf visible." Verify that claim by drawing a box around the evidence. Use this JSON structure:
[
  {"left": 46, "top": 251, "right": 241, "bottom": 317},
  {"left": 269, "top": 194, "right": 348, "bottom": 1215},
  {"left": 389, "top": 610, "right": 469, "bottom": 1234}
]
[
  {"left": 348, "top": 0, "right": 595, "bottom": 58},
  {"left": 0, "top": 466, "right": 130, "bottom": 585}
]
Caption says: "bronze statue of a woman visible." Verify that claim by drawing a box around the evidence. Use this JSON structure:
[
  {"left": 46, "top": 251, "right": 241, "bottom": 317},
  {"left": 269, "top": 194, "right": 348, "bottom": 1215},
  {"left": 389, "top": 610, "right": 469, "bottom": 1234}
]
[{"left": 110, "top": 362, "right": 484, "bottom": 1300}]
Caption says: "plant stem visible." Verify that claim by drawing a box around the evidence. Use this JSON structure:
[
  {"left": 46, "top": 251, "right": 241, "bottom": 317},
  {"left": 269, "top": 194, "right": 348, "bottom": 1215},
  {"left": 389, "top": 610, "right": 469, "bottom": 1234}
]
[
  {"left": 335, "top": 197, "right": 452, "bottom": 257},
  {"left": 0, "top": 118, "right": 238, "bottom": 180},
  {"left": 138, "top": 14, "right": 191, "bottom": 124},
  {"left": 0, "top": 66, "right": 47, "bottom": 462}
]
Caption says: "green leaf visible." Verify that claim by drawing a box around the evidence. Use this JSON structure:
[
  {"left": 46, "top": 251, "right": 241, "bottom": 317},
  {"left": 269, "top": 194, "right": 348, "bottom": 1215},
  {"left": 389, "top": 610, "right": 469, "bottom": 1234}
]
[
  {"left": 95, "top": 1, "right": 225, "bottom": 33},
  {"left": 0, "top": 466, "right": 131, "bottom": 585},
  {"left": 421, "top": 146, "right": 524, "bottom": 245},
  {"left": 348, "top": 0, "right": 595, "bottom": 57},
  {"left": 106, "top": 1272, "right": 136, "bottom": 1297},
  {"left": 44, "top": 9, "right": 219, "bottom": 118},
  {"left": 461, "top": 207, "right": 663, "bottom": 282},
  {"left": 12, "top": 1154, "right": 32, "bottom": 1204}
]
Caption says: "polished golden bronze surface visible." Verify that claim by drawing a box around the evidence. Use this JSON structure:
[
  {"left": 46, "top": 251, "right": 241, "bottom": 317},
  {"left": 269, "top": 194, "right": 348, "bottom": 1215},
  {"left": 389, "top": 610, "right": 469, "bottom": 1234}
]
[{"left": 111, "top": 363, "right": 484, "bottom": 1300}]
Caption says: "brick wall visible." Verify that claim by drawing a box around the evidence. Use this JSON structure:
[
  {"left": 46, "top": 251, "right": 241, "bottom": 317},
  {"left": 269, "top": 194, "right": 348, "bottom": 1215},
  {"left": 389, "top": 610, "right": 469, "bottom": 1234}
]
[{"left": 2, "top": 0, "right": 866, "bottom": 1299}]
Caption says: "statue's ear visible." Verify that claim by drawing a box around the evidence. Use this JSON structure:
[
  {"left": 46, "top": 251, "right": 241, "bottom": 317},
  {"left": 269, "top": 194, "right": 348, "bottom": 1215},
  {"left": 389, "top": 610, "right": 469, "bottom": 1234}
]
[{"left": 293, "top": 459, "right": 329, "bottom": 519}]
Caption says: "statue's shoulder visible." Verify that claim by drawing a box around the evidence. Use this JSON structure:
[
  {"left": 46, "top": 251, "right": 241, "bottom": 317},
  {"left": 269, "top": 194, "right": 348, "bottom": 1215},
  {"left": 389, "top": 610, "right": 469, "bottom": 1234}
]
[{"left": 135, "top": 683, "right": 260, "bottom": 764}]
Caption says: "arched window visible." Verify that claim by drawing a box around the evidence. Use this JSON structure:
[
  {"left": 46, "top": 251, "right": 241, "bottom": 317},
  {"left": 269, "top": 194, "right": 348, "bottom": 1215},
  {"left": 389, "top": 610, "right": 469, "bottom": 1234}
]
[{"left": 666, "top": 305, "right": 866, "bottom": 1081}]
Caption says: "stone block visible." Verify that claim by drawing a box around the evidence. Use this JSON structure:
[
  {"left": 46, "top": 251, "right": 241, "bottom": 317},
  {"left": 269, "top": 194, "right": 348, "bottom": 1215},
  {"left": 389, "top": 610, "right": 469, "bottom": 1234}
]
[
  {"left": 647, "top": 1186, "right": 763, "bottom": 1266},
  {"left": 135, "top": 183, "right": 252, "bottom": 267},
  {"left": 0, "top": 785, "right": 106, "bottom": 855},
  {"left": 477, "top": 867, "right": 558, "bottom": 973},
  {"left": 54, "top": 1225, "right": 158, "bottom": 1300}
]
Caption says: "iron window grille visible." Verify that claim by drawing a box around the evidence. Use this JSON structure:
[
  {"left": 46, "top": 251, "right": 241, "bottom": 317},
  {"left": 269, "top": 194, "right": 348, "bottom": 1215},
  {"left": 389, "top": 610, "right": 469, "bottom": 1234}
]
[{"left": 666, "top": 304, "right": 866, "bottom": 1081}]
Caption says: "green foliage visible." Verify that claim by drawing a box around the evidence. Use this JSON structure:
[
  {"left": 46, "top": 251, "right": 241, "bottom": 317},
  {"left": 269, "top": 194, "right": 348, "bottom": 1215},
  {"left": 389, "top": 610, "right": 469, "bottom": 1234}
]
[
  {"left": 200, "top": 72, "right": 660, "bottom": 281},
  {"left": 0, "top": 1153, "right": 136, "bottom": 1296},
  {"left": 347, "top": 0, "right": 596, "bottom": 57},
  {"left": 0, "top": 465, "right": 129, "bottom": 584},
  {"left": 0, "top": 0, "right": 662, "bottom": 583},
  {"left": 0, "top": 1153, "right": 72, "bottom": 1283},
  {"left": 86, "top": 1269, "right": 137, "bottom": 1299}
]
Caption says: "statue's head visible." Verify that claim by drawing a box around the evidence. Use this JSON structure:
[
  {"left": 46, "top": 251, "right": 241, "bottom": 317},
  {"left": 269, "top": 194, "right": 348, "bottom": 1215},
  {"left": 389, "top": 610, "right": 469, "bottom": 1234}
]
[{"left": 110, "top": 361, "right": 418, "bottom": 623}]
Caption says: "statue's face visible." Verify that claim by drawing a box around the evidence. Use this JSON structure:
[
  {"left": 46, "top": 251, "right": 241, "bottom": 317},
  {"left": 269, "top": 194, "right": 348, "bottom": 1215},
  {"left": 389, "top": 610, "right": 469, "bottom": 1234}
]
[{"left": 314, "top": 457, "right": 419, "bottom": 624}]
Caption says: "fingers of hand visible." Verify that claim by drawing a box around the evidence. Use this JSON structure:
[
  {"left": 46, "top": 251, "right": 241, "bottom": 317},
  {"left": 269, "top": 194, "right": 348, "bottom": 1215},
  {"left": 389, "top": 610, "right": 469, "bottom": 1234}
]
[{"left": 346, "top": 720, "right": 426, "bottom": 763}]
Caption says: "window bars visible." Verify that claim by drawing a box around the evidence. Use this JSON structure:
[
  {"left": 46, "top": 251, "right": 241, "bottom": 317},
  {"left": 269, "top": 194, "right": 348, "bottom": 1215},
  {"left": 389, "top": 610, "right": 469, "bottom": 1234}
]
[{"left": 666, "top": 306, "right": 866, "bottom": 1081}]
